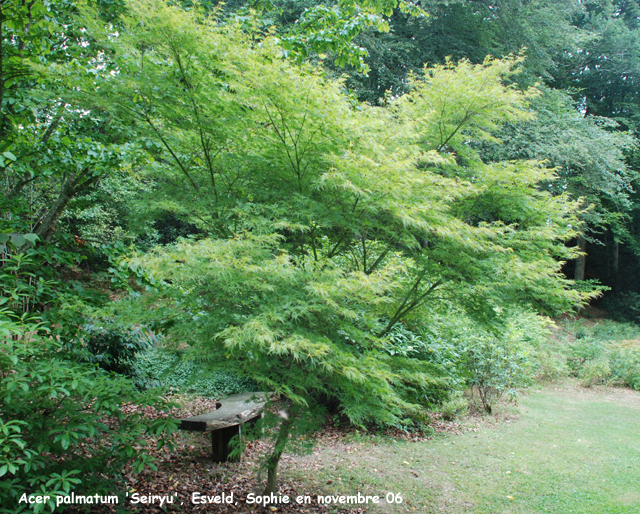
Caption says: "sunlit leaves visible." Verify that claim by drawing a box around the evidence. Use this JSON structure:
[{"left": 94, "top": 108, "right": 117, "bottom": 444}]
[{"left": 101, "top": 0, "right": 592, "bottom": 445}]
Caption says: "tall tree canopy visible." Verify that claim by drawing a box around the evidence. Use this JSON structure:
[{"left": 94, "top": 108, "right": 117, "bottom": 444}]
[{"left": 82, "top": 0, "right": 593, "bottom": 491}]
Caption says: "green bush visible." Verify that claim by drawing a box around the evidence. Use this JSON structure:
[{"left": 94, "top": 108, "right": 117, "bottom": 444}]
[
  {"left": 439, "top": 390, "right": 468, "bottom": 421},
  {"left": 80, "top": 320, "right": 158, "bottom": 377},
  {"left": 133, "top": 347, "right": 257, "bottom": 397},
  {"left": 507, "top": 310, "right": 553, "bottom": 348},
  {"left": 609, "top": 348, "right": 640, "bottom": 390},
  {"left": 383, "top": 322, "right": 463, "bottom": 407},
  {"left": 397, "top": 310, "right": 541, "bottom": 414},
  {"left": 560, "top": 324, "right": 640, "bottom": 390},
  {"left": 579, "top": 358, "right": 611, "bottom": 387},
  {"left": 462, "top": 329, "right": 534, "bottom": 414},
  {"left": 502, "top": 311, "right": 566, "bottom": 382},
  {"left": 568, "top": 336, "right": 607, "bottom": 374},
  {"left": 587, "top": 320, "right": 640, "bottom": 341},
  {"left": 0, "top": 311, "right": 177, "bottom": 513},
  {"left": 563, "top": 321, "right": 640, "bottom": 390},
  {"left": 533, "top": 350, "right": 568, "bottom": 382}
]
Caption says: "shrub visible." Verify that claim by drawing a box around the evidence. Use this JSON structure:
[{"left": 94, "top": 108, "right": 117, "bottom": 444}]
[
  {"left": 588, "top": 320, "right": 640, "bottom": 341},
  {"left": 534, "top": 350, "right": 568, "bottom": 382},
  {"left": 383, "top": 322, "right": 463, "bottom": 407},
  {"left": 80, "top": 319, "right": 158, "bottom": 377},
  {"left": 399, "top": 310, "right": 541, "bottom": 414},
  {"left": 0, "top": 310, "right": 177, "bottom": 513},
  {"left": 462, "top": 330, "right": 534, "bottom": 414},
  {"left": 507, "top": 310, "right": 553, "bottom": 348},
  {"left": 568, "top": 336, "right": 607, "bottom": 374},
  {"left": 503, "top": 311, "right": 565, "bottom": 382},
  {"left": 133, "top": 347, "right": 257, "bottom": 397},
  {"left": 565, "top": 322, "right": 640, "bottom": 389},
  {"left": 440, "top": 390, "right": 468, "bottom": 421},
  {"left": 609, "top": 348, "right": 640, "bottom": 390},
  {"left": 579, "top": 358, "right": 611, "bottom": 387}
]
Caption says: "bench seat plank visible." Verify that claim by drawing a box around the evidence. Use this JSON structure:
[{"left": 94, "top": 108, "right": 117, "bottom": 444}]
[{"left": 179, "top": 392, "right": 268, "bottom": 432}]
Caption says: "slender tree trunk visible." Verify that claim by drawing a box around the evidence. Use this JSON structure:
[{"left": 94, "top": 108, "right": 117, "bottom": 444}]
[
  {"left": 5, "top": 105, "right": 66, "bottom": 200},
  {"left": 574, "top": 236, "right": 587, "bottom": 281},
  {"left": 34, "top": 177, "right": 77, "bottom": 241},
  {"left": 263, "top": 408, "right": 297, "bottom": 496},
  {"left": 17, "top": 169, "right": 99, "bottom": 252},
  {"left": 604, "top": 230, "right": 611, "bottom": 279},
  {"left": 613, "top": 240, "right": 619, "bottom": 292},
  {"left": 0, "top": 13, "right": 4, "bottom": 112}
]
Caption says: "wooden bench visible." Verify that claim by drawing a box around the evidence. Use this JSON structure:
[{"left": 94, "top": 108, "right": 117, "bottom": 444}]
[{"left": 178, "top": 392, "right": 268, "bottom": 462}]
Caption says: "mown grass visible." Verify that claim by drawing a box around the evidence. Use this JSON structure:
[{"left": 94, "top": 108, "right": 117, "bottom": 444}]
[{"left": 285, "top": 383, "right": 640, "bottom": 513}]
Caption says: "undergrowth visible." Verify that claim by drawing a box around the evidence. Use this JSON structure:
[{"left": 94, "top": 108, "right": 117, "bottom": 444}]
[
  {"left": 133, "top": 347, "right": 257, "bottom": 398},
  {"left": 560, "top": 319, "right": 640, "bottom": 389}
]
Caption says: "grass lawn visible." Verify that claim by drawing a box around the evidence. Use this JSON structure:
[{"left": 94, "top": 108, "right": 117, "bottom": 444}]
[{"left": 284, "top": 383, "right": 640, "bottom": 513}]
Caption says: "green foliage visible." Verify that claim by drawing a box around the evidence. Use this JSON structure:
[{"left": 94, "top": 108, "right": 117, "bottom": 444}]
[
  {"left": 564, "top": 320, "right": 640, "bottom": 390},
  {"left": 500, "top": 310, "right": 567, "bottom": 383},
  {"left": 462, "top": 329, "right": 534, "bottom": 414},
  {"left": 93, "top": 2, "right": 594, "bottom": 489},
  {"left": 485, "top": 87, "right": 637, "bottom": 250},
  {"left": 0, "top": 311, "right": 177, "bottom": 513},
  {"left": 4, "top": 0, "right": 640, "bottom": 501},
  {"left": 132, "top": 347, "right": 257, "bottom": 397},
  {"left": 420, "top": 310, "right": 543, "bottom": 414},
  {"left": 382, "top": 322, "right": 464, "bottom": 406},
  {"left": 579, "top": 358, "right": 612, "bottom": 387},
  {"left": 0, "top": 245, "right": 108, "bottom": 345},
  {"left": 0, "top": 252, "right": 57, "bottom": 318},
  {"left": 123, "top": 234, "right": 445, "bottom": 427},
  {"left": 80, "top": 320, "right": 157, "bottom": 377},
  {"left": 568, "top": 337, "right": 608, "bottom": 372},
  {"left": 0, "top": 0, "right": 615, "bottom": 496},
  {"left": 222, "top": 0, "right": 426, "bottom": 73},
  {"left": 439, "top": 390, "right": 468, "bottom": 421},
  {"left": 1, "top": 0, "right": 140, "bottom": 261},
  {"left": 534, "top": 350, "right": 569, "bottom": 382},
  {"left": 413, "top": 309, "right": 554, "bottom": 408},
  {"left": 63, "top": 168, "right": 157, "bottom": 249},
  {"left": 100, "top": 0, "right": 590, "bottom": 322},
  {"left": 218, "top": 0, "right": 640, "bottom": 312},
  {"left": 609, "top": 347, "right": 640, "bottom": 390}
]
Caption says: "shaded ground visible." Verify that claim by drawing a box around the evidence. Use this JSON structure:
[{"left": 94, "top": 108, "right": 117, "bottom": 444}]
[{"left": 66, "top": 383, "right": 640, "bottom": 513}]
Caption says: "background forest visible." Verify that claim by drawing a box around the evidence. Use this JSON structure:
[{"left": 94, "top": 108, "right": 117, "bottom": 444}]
[{"left": 2, "top": 0, "right": 640, "bottom": 511}]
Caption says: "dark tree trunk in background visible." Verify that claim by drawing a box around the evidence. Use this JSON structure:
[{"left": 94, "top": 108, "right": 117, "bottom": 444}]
[
  {"left": 613, "top": 240, "right": 619, "bottom": 292},
  {"left": 575, "top": 236, "right": 587, "bottom": 281}
]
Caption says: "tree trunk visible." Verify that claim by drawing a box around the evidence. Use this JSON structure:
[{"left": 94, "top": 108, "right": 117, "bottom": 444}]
[
  {"left": 574, "top": 236, "right": 587, "bottom": 281},
  {"left": 613, "top": 240, "right": 619, "bottom": 292},
  {"left": 17, "top": 169, "right": 99, "bottom": 252},
  {"left": 0, "top": 13, "right": 4, "bottom": 114},
  {"left": 34, "top": 175, "right": 78, "bottom": 242},
  {"left": 262, "top": 409, "right": 297, "bottom": 496}
]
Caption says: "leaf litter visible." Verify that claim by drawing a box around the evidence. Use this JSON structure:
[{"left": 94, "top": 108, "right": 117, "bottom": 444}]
[{"left": 66, "top": 397, "right": 495, "bottom": 513}]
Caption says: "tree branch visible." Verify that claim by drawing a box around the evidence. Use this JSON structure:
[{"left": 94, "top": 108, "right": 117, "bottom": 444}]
[{"left": 377, "top": 274, "right": 442, "bottom": 338}]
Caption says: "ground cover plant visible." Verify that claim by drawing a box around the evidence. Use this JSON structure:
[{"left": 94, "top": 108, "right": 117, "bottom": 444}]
[{"left": 132, "top": 346, "right": 257, "bottom": 396}]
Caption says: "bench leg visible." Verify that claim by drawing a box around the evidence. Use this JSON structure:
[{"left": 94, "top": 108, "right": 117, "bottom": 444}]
[{"left": 211, "top": 425, "right": 241, "bottom": 463}]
